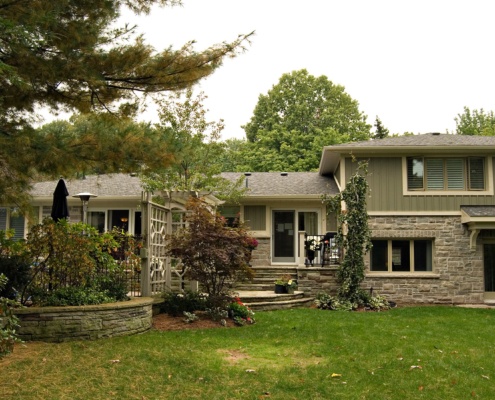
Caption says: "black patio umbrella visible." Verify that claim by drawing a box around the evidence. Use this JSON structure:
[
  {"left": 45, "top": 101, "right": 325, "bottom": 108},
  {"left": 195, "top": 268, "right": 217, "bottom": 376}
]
[{"left": 51, "top": 178, "right": 70, "bottom": 222}]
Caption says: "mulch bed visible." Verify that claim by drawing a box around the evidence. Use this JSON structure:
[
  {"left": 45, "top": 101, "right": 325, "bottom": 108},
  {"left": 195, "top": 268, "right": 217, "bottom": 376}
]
[{"left": 152, "top": 312, "right": 236, "bottom": 331}]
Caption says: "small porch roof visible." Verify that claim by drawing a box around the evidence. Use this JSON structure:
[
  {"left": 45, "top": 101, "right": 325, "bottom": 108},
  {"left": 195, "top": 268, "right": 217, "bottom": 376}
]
[{"left": 461, "top": 206, "right": 495, "bottom": 249}]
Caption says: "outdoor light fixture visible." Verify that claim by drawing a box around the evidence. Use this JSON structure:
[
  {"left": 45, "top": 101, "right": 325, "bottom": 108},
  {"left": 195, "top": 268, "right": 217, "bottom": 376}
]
[{"left": 72, "top": 192, "right": 97, "bottom": 224}]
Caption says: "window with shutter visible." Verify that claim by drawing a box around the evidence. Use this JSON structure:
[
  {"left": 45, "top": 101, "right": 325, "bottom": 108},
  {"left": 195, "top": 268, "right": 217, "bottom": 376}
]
[
  {"left": 426, "top": 159, "right": 444, "bottom": 190},
  {"left": 446, "top": 158, "right": 465, "bottom": 190},
  {"left": 244, "top": 205, "right": 266, "bottom": 230},
  {"left": 407, "top": 156, "right": 486, "bottom": 192}
]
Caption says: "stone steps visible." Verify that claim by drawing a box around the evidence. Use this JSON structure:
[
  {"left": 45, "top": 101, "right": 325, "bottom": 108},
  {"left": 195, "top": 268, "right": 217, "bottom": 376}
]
[
  {"left": 234, "top": 265, "right": 313, "bottom": 311},
  {"left": 235, "top": 290, "right": 314, "bottom": 311}
]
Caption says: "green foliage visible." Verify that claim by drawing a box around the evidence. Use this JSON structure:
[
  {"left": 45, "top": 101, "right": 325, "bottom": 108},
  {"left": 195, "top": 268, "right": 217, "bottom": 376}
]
[
  {"left": 314, "top": 292, "right": 355, "bottom": 311},
  {"left": 0, "top": 230, "right": 31, "bottom": 300},
  {"left": 0, "top": 220, "right": 136, "bottom": 306},
  {"left": 34, "top": 114, "right": 177, "bottom": 178},
  {"left": 38, "top": 286, "right": 115, "bottom": 307},
  {"left": 25, "top": 219, "right": 120, "bottom": 302},
  {"left": 166, "top": 198, "right": 255, "bottom": 300},
  {"left": 160, "top": 291, "right": 208, "bottom": 317},
  {"left": 454, "top": 106, "right": 495, "bottom": 136},
  {"left": 182, "top": 311, "right": 199, "bottom": 323},
  {"left": 228, "top": 297, "right": 255, "bottom": 326},
  {"left": 141, "top": 89, "right": 246, "bottom": 201},
  {"left": 372, "top": 116, "right": 390, "bottom": 139},
  {"left": 0, "top": 274, "right": 22, "bottom": 358},
  {"left": 238, "top": 69, "right": 371, "bottom": 172},
  {"left": 205, "top": 306, "right": 229, "bottom": 322},
  {"left": 323, "top": 160, "right": 371, "bottom": 303},
  {"left": 314, "top": 290, "right": 390, "bottom": 311},
  {"left": 0, "top": 0, "right": 253, "bottom": 207}
]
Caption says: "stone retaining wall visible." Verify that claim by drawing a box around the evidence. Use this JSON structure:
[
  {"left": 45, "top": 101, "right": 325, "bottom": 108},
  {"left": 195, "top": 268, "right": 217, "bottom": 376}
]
[{"left": 14, "top": 297, "right": 153, "bottom": 342}]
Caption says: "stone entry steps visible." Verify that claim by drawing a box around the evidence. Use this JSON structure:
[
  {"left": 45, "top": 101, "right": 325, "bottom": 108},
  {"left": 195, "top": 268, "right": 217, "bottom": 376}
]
[
  {"left": 234, "top": 266, "right": 314, "bottom": 311},
  {"left": 236, "top": 266, "right": 298, "bottom": 291},
  {"left": 235, "top": 290, "right": 314, "bottom": 311}
]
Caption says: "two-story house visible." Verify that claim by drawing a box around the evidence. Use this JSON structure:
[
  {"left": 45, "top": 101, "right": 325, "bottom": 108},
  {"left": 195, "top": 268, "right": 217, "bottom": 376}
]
[{"left": 319, "top": 132, "right": 495, "bottom": 304}]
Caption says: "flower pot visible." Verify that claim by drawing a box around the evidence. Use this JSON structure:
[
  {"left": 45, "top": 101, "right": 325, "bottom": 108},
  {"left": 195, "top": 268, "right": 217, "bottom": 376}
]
[
  {"left": 287, "top": 287, "right": 295, "bottom": 294},
  {"left": 274, "top": 284, "right": 287, "bottom": 294}
]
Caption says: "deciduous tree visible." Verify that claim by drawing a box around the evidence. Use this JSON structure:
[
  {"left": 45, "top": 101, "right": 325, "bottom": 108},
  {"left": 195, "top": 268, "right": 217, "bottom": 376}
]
[
  {"left": 239, "top": 69, "right": 371, "bottom": 171},
  {"left": 454, "top": 107, "right": 495, "bottom": 136},
  {"left": 141, "top": 89, "right": 246, "bottom": 201}
]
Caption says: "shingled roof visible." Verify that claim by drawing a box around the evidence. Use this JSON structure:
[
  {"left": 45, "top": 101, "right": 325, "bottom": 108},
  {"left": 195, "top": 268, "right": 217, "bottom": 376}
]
[
  {"left": 221, "top": 172, "right": 339, "bottom": 197},
  {"left": 30, "top": 174, "right": 143, "bottom": 199},
  {"left": 320, "top": 133, "right": 495, "bottom": 174},
  {"left": 327, "top": 133, "right": 495, "bottom": 148}
]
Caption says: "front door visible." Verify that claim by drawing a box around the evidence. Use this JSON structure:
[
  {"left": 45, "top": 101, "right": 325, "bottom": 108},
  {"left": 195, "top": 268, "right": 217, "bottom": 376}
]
[
  {"left": 272, "top": 210, "right": 295, "bottom": 263},
  {"left": 483, "top": 244, "right": 495, "bottom": 299}
]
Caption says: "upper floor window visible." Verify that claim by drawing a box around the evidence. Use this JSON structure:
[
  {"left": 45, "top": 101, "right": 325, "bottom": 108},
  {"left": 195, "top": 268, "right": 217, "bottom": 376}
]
[{"left": 407, "top": 157, "right": 485, "bottom": 191}]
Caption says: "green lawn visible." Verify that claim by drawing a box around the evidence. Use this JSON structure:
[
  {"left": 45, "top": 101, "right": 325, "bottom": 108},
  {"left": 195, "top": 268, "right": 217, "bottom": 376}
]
[{"left": 2, "top": 307, "right": 495, "bottom": 400}]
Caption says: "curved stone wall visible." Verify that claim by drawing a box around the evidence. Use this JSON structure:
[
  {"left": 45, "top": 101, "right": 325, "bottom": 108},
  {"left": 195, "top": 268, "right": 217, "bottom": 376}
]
[{"left": 14, "top": 297, "right": 153, "bottom": 342}]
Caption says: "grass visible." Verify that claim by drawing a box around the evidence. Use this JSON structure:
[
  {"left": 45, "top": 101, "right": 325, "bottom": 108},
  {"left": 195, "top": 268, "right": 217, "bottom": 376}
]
[{"left": 1, "top": 306, "right": 495, "bottom": 399}]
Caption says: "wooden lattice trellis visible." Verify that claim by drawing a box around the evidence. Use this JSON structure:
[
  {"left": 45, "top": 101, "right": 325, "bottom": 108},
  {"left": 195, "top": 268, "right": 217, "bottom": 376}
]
[{"left": 140, "top": 193, "right": 193, "bottom": 296}]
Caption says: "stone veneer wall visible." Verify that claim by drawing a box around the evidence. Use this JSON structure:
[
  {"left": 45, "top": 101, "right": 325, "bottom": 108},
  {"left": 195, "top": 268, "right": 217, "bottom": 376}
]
[
  {"left": 14, "top": 297, "right": 153, "bottom": 342},
  {"left": 296, "top": 267, "right": 339, "bottom": 297},
  {"left": 250, "top": 237, "right": 271, "bottom": 266},
  {"left": 363, "top": 215, "right": 484, "bottom": 304}
]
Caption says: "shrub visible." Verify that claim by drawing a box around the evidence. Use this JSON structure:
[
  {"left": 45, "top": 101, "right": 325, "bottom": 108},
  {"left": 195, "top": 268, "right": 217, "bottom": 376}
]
[
  {"left": 0, "top": 255, "right": 31, "bottom": 300},
  {"left": 166, "top": 198, "right": 255, "bottom": 299},
  {"left": 38, "top": 286, "right": 115, "bottom": 306},
  {"left": 314, "top": 291, "right": 391, "bottom": 312},
  {"left": 160, "top": 291, "right": 208, "bottom": 317},
  {"left": 0, "top": 220, "right": 137, "bottom": 306},
  {"left": 0, "top": 274, "right": 22, "bottom": 358},
  {"left": 314, "top": 292, "right": 355, "bottom": 311},
  {"left": 228, "top": 297, "right": 255, "bottom": 326},
  {"left": 0, "top": 230, "right": 30, "bottom": 300}
]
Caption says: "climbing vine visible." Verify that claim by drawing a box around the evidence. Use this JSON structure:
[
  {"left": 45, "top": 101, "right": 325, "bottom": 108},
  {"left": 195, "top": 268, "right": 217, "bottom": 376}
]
[{"left": 324, "top": 160, "right": 372, "bottom": 303}]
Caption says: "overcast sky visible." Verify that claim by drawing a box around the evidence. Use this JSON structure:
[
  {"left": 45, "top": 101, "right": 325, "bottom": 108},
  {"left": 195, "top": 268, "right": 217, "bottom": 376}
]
[{"left": 121, "top": 0, "right": 495, "bottom": 140}]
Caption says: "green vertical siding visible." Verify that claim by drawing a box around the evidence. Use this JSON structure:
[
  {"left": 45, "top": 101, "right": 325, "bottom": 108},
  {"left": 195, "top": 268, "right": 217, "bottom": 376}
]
[{"left": 345, "top": 157, "right": 495, "bottom": 212}]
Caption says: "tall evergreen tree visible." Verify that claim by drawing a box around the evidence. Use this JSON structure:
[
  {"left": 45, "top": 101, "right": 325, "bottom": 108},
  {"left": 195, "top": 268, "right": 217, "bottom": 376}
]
[
  {"left": 372, "top": 116, "right": 389, "bottom": 139},
  {"left": 0, "top": 0, "right": 252, "bottom": 206}
]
